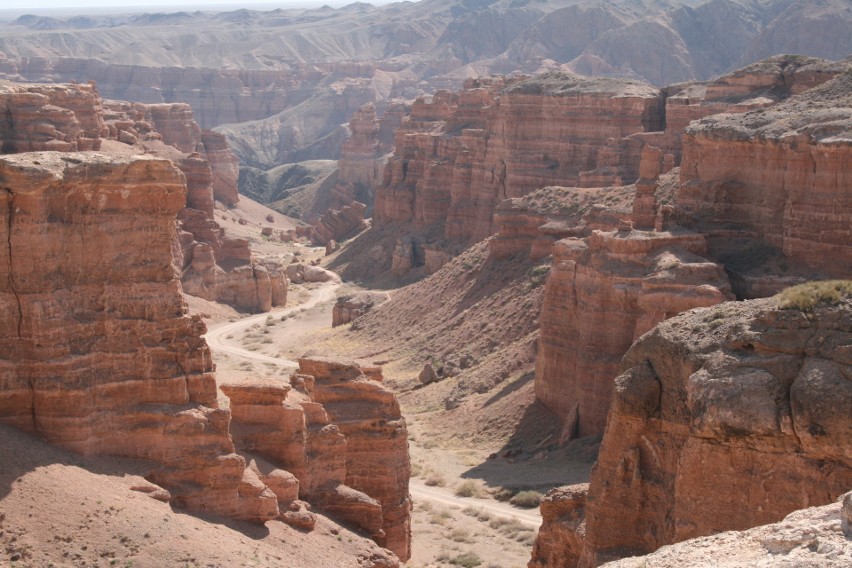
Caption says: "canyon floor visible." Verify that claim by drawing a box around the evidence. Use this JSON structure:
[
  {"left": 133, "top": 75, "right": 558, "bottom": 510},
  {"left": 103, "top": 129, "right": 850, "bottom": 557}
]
[{"left": 191, "top": 200, "right": 594, "bottom": 567}]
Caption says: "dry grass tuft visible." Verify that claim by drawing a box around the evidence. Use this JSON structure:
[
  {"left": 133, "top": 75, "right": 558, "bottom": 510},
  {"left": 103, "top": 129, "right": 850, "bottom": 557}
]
[{"left": 776, "top": 280, "right": 852, "bottom": 311}]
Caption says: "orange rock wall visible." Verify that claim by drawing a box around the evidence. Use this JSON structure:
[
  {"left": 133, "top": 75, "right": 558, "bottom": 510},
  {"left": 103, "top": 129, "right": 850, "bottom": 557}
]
[
  {"left": 534, "top": 230, "right": 732, "bottom": 437},
  {"left": 0, "top": 152, "right": 277, "bottom": 523},
  {"left": 531, "top": 297, "right": 852, "bottom": 567},
  {"left": 374, "top": 75, "right": 664, "bottom": 251},
  {"left": 678, "top": 133, "right": 852, "bottom": 278}
]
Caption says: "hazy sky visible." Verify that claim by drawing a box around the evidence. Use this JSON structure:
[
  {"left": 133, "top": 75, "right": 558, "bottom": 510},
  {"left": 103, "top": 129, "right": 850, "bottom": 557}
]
[{"left": 0, "top": 0, "right": 359, "bottom": 12}]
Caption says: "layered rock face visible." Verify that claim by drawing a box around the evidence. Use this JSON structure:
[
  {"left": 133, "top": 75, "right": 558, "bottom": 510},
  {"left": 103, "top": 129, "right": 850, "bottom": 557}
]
[
  {"left": 581, "top": 55, "right": 847, "bottom": 188},
  {"left": 0, "top": 81, "right": 106, "bottom": 152},
  {"left": 100, "top": 97, "right": 287, "bottom": 313},
  {"left": 530, "top": 292, "right": 852, "bottom": 567},
  {"left": 301, "top": 357, "right": 411, "bottom": 560},
  {"left": 0, "top": 152, "right": 277, "bottom": 523},
  {"left": 676, "top": 69, "right": 852, "bottom": 282},
  {"left": 0, "top": 81, "right": 285, "bottom": 313},
  {"left": 223, "top": 358, "right": 411, "bottom": 561},
  {"left": 373, "top": 73, "right": 664, "bottom": 273},
  {"left": 5, "top": 59, "right": 303, "bottom": 129},
  {"left": 331, "top": 103, "right": 388, "bottom": 212},
  {"left": 534, "top": 226, "right": 733, "bottom": 437}
]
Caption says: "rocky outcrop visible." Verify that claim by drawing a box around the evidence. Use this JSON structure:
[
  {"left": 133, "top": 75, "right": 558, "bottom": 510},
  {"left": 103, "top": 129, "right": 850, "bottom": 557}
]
[
  {"left": 0, "top": 152, "right": 278, "bottom": 523},
  {"left": 285, "top": 263, "right": 340, "bottom": 285},
  {"left": 221, "top": 377, "right": 383, "bottom": 538},
  {"left": 311, "top": 201, "right": 368, "bottom": 246},
  {"left": 530, "top": 485, "right": 589, "bottom": 568},
  {"left": 222, "top": 359, "right": 411, "bottom": 561},
  {"left": 374, "top": 74, "right": 665, "bottom": 263},
  {"left": 0, "top": 82, "right": 106, "bottom": 152},
  {"left": 332, "top": 292, "right": 388, "bottom": 328},
  {"left": 531, "top": 290, "right": 852, "bottom": 567},
  {"left": 99, "top": 97, "right": 287, "bottom": 313},
  {"left": 535, "top": 226, "right": 733, "bottom": 438},
  {"left": 299, "top": 357, "right": 411, "bottom": 561},
  {"left": 676, "top": 68, "right": 852, "bottom": 283},
  {"left": 602, "top": 491, "right": 852, "bottom": 568}
]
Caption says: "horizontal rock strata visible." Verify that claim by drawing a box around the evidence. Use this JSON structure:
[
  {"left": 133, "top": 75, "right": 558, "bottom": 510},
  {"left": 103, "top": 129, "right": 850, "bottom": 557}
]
[
  {"left": 223, "top": 358, "right": 411, "bottom": 561},
  {"left": 0, "top": 151, "right": 277, "bottom": 523},
  {"left": 530, "top": 293, "right": 852, "bottom": 567}
]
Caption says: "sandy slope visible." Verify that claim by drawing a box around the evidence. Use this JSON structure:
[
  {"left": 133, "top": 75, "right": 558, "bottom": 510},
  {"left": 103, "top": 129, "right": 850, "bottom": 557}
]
[{"left": 0, "top": 425, "right": 398, "bottom": 568}]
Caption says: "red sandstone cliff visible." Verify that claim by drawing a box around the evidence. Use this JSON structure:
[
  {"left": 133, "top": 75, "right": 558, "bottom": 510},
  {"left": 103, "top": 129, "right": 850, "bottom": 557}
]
[
  {"left": 222, "top": 358, "right": 411, "bottom": 561},
  {"left": 534, "top": 226, "right": 733, "bottom": 438},
  {"left": 372, "top": 73, "right": 665, "bottom": 275},
  {"left": 675, "top": 68, "right": 852, "bottom": 287},
  {"left": 0, "top": 152, "right": 278, "bottom": 523},
  {"left": 0, "top": 81, "right": 285, "bottom": 313},
  {"left": 530, "top": 289, "right": 852, "bottom": 567},
  {"left": 531, "top": 58, "right": 852, "bottom": 440}
]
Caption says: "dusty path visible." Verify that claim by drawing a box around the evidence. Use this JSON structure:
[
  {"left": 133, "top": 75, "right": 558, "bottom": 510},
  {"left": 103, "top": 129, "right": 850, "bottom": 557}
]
[
  {"left": 204, "top": 280, "right": 341, "bottom": 367},
  {"left": 409, "top": 480, "right": 541, "bottom": 527}
]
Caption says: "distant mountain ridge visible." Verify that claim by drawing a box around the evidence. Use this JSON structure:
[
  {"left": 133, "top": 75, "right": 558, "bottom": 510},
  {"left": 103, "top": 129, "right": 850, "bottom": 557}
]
[{"left": 1, "top": 0, "right": 849, "bottom": 86}]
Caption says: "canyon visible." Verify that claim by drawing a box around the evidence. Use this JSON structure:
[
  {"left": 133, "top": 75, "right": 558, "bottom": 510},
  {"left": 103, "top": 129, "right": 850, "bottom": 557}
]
[
  {"left": 0, "top": 2, "right": 851, "bottom": 567},
  {"left": 0, "top": 82, "right": 410, "bottom": 565},
  {"left": 1, "top": 0, "right": 851, "bottom": 190}
]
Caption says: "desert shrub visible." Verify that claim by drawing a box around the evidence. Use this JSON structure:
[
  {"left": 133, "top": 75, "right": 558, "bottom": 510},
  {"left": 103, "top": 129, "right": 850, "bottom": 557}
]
[
  {"left": 455, "top": 480, "right": 481, "bottom": 498},
  {"left": 777, "top": 280, "right": 852, "bottom": 311},
  {"left": 447, "top": 528, "right": 473, "bottom": 543},
  {"left": 449, "top": 552, "right": 483, "bottom": 568},
  {"left": 424, "top": 473, "right": 445, "bottom": 487},
  {"left": 492, "top": 487, "right": 515, "bottom": 502},
  {"left": 509, "top": 490, "right": 543, "bottom": 508}
]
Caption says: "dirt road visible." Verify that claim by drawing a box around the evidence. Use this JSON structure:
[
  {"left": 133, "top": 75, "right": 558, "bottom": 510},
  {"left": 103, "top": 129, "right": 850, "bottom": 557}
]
[{"left": 204, "top": 280, "right": 341, "bottom": 367}]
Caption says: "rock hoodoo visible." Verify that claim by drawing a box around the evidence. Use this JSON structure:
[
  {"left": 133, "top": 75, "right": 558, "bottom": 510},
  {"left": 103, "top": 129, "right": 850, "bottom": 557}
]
[{"left": 530, "top": 290, "right": 852, "bottom": 567}]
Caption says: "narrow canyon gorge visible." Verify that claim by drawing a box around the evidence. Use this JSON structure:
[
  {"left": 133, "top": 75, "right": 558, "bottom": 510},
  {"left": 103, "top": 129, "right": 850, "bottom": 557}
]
[{"left": 0, "top": 2, "right": 851, "bottom": 567}]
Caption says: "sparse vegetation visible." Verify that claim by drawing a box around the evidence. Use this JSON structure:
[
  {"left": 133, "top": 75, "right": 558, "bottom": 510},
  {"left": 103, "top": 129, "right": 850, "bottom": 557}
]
[
  {"left": 492, "top": 487, "right": 515, "bottom": 502},
  {"left": 454, "top": 480, "right": 481, "bottom": 498},
  {"left": 425, "top": 473, "right": 446, "bottom": 487},
  {"left": 776, "top": 280, "right": 852, "bottom": 311},
  {"left": 449, "top": 552, "right": 483, "bottom": 567},
  {"left": 508, "top": 490, "right": 543, "bottom": 508},
  {"left": 447, "top": 528, "right": 474, "bottom": 543}
]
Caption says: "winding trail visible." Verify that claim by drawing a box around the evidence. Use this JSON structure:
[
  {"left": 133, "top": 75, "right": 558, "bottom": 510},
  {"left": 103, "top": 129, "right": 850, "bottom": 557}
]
[
  {"left": 204, "top": 280, "right": 341, "bottom": 367},
  {"left": 203, "top": 279, "right": 542, "bottom": 526},
  {"left": 409, "top": 480, "right": 541, "bottom": 527}
]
